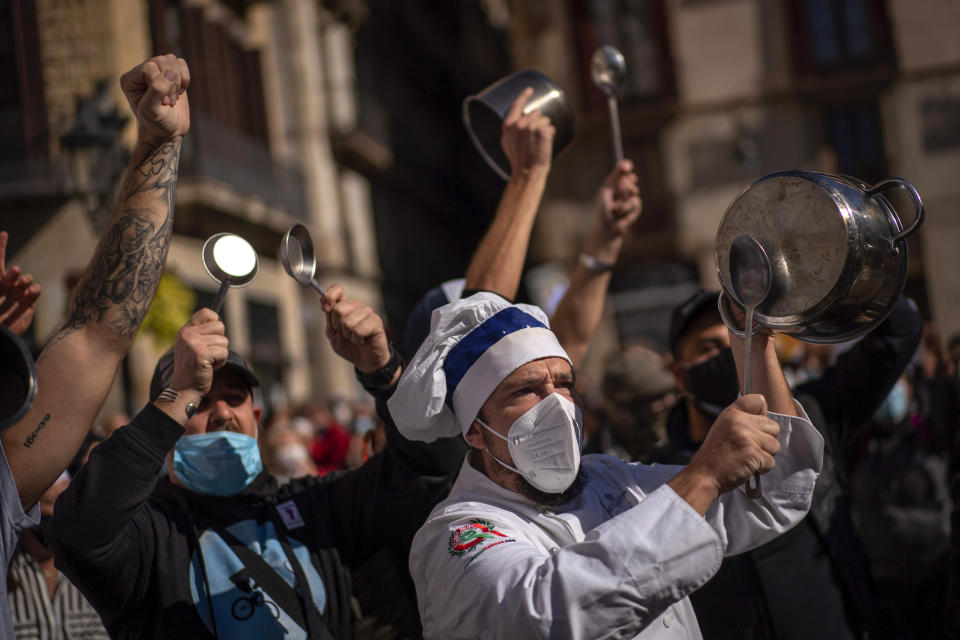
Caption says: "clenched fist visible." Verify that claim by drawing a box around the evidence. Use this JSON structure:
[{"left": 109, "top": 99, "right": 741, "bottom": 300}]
[
  {"left": 690, "top": 394, "right": 781, "bottom": 493},
  {"left": 593, "top": 160, "right": 641, "bottom": 243},
  {"left": 120, "top": 54, "right": 191, "bottom": 143},
  {"left": 501, "top": 87, "right": 556, "bottom": 178},
  {"left": 321, "top": 284, "right": 392, "bottom": 375},
  {"left": 168, "top": 308, "right": 229, "bottom": 396},
  {"left": 669, "top": 394, "right": 782, "bottom": 513}
]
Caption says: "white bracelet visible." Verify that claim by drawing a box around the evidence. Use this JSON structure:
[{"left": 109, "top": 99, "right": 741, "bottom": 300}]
[{"left": 579, "top": 252, "right": 615, "bottom": 272}]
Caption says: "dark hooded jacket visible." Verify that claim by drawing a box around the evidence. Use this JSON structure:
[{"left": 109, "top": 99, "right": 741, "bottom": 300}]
[
  {"left": 649, "top": 296, "right": 923, "bottom": 640},
  {"left": 50, "top": 390, "right": 462, "bottom": 640}
]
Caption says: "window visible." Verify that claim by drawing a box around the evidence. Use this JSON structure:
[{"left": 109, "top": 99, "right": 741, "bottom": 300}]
[
  {"left": 570, "top": 0, "right": 675, "bottom": 110},
  {"left": 149, "top": 0, "right": 267, "bottom": 141},
  {"left": 0, "top": 0, "right": 48, "bottom": 168},
  {"left": 787, "top": 0, "right": 894, "bottom": 76},
  {"left": 921, "top": 95, "right": 960, "bottom": 153},
  {"left": 246, "top": 298, "right": 284, "bottom": 413},
  {"left": 822, "top": 102, "right": 886, "bottom": 182}
]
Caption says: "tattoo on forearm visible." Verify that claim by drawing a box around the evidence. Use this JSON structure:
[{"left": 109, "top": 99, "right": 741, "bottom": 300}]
[
  {"left": 53, "top": 141, "right": 180, "bottom": 346},
  {"left": 119, "top": 141, "right": 180, "bottom": 204},
  {"left": 23, "top": 413, "right": 51, "bottom": 448}
]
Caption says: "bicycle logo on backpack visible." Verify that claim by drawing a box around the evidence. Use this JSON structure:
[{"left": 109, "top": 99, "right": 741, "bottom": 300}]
[{"left": 229, "top": 569, "right": 280, "bottom": 621}]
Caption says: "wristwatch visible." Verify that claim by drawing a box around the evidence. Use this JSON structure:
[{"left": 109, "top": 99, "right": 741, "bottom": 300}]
[
  {"left": 355, "top": 343, "right": 403, "bottom": 390},
  {"left": 579, "top": 252, "right": 616, "bottom": 272}
]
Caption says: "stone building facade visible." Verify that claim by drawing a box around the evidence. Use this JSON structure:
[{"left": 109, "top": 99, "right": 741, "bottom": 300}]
[
  {"left": 2, "top": 0, "right": 385, "bottom": 417},
  {"left": 506, "top": 0, "right": 957, "bottom": 349}
]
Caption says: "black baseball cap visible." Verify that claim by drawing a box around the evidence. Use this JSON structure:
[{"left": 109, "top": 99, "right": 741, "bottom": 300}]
[
  {"left": 668, "top": 290, "right": 720, "bottom": 356},
  {"left": 149, "top": 347, "right": 260, "bottom": 401}
]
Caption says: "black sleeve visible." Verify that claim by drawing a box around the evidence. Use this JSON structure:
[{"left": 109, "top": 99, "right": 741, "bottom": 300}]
[
  {"left": 49, "top": 403, "right": 184, "bottom": 622},
  {"left": 292, "top": 381, "right": 466, "bottom": 568},
  {"left": 795, "top": 296, "right": 923, "bottom": 442},
  {"left": 460, "top": 288, "right": 512, "bottom": 302}
]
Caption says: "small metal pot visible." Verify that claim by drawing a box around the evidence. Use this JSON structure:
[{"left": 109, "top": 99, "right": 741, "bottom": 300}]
[
  {"left": 463, "top": 70, "right": 575, "bottom": 181},
  {"left": 715, "top": 170, "right": 924, "bottom": 343}
]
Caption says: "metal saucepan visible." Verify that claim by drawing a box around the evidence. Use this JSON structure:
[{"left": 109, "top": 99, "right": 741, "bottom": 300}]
[
  {"left": 280, "top": 224, "right": 325, "bottom": 296},
  {"left": 463, "top": 69, "right": 575, "bottom": 181},
  {"left": 716, "top": 170, "right": 924, "bottom": 343},
  {"left": 201, "top": 233, "right": 259, "bottom": 315}
]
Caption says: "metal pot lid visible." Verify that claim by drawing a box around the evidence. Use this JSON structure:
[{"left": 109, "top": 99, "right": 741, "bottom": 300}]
[{"left": 716, "top": 175, "right": 850, "bottom": 318}]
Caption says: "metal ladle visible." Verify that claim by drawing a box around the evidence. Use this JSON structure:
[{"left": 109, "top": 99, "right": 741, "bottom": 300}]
[
  {"left": 280, "top": 224, "right": 325, "bottom": 296},
  {"left": 590, "top": 45, "right": 626, "bottom": 164},
  {"left": 201, "top": 233, "right": 259, "bottom": 315},
  {"left": 728, "top": 234, "right": 773, "bottom": 499}
]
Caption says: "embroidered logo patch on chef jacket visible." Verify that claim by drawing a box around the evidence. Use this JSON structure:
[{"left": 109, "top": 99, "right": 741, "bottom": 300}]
[{"left": 448, "top": 519, "right": 516, "bottom": 565}]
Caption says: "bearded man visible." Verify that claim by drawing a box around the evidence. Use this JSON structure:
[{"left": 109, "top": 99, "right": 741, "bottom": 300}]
[{"left": 389, "top": 292, "right": 824, "bottom": 639}]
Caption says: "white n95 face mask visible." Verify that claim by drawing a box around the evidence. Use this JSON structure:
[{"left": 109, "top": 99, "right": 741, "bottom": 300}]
[{"left": 478, "top": 392, "right": 583, "bottom": 494}]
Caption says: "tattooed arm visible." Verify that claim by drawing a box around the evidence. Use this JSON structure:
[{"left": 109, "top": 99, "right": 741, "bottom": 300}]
[
  {"left": 464, "top": 88, "right": 553, "bottom": 299},
  {"left": 2, "top": 55, "right": 191, "bottom": 510}
]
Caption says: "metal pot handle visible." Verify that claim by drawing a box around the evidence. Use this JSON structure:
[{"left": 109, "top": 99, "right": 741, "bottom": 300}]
[
  {"left": 718, "top": 290, "right": 771, "bottom": 340},
  {"left": 866, "top": 178, "right": 925, "bottom": 246},
  {"left": 717, "top": 290, "right": 746, "bottom": 339}
]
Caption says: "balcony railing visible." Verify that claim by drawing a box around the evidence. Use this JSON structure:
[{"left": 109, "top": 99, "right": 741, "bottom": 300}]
[{"left": 180, "top": 110, "right": 307, "bottom": 220}]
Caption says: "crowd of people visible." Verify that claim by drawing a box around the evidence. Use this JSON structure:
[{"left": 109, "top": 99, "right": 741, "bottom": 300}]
[{"left": 0, "top": 53, "right": 957, "bottom": 640}]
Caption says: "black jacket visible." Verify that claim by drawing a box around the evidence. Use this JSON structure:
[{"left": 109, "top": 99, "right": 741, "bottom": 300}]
[
  {"left": 50, "top": 395, "right": 463, "bottom": 640},
  {"left": 650, "top": 297, "right": 923, "bottom": 640}
]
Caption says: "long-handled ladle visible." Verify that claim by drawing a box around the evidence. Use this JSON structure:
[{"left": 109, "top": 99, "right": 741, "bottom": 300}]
[
  {"left": 590, "top": 45, "right": 627, "bottom": 164},
  {"left": 729, "top": 234, "right": 773, "bottom": 499}
]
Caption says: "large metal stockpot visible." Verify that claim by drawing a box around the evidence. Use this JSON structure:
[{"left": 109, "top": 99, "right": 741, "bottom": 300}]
[{"left": 715, "top": 170, "right": 924, "bottom": 344}]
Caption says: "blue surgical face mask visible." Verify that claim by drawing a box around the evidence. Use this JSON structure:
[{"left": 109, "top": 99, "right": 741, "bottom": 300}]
[{"left": 173, "top": 431, "right": 263, "bottom": 496}]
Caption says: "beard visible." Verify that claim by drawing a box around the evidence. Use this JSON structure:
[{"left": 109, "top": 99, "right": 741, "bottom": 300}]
[{"left": 513, "top": 465, "right": 588, "bottom": 507}]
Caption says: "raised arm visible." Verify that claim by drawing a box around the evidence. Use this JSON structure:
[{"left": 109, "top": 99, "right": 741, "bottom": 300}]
[
  {"left": 307, "top": 285, "right": 460, "bottom": 562},
  {"left": 321, "top": 283, "right": 398, "bottom": 390},
  {"left": 668, "top": 320, "right": 816, "bottom": 518},
  {"left": 464, "top": 87, "right": 554, "bottom": 299},
  {"left": 3, "top": 55, "right": 190, "bottom": 510},
  {"left": 729, "top": 327, "right": 796, "bottom": 417},
  {"left": 52, "top": 308, "right": 222, "bottom": 622},
  {"left": 796, "top": 296, "right": 922, "bottom": 433},
  {"left": 550, "top": 160, "right": 640, "bottom": 369}
]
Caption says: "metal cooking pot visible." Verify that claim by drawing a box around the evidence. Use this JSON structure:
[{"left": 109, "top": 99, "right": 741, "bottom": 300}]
[
  {"left": 0, "top": 323, "right": 37, "bottom": 431},
  {"left": 715, "top": 170, "right": 924, "bottom": 343},
  {"left": 463, "top": 70, "right": 574, "bottom": 181}
]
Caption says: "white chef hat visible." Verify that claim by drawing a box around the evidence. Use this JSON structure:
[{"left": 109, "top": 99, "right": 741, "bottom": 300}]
[{"left": 388, "top": 292, "right": 571, "bottom": 442}]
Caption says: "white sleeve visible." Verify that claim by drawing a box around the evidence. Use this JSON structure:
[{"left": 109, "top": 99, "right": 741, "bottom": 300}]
[
  {"left": 411, "top": 487, "right": 722, "bottom": 640},
  {"left": 709, "top": 402, "right": 824, "bottom": 555}
]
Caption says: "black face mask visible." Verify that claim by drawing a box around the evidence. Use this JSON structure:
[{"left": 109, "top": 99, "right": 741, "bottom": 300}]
[{"left": 684, "top": 347, "right": 740, "bottom": 417}]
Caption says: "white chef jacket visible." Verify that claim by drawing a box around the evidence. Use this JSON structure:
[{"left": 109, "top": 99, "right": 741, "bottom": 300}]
[{"left": 410, "top": 405, "right": 823, "bottom": 639}]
